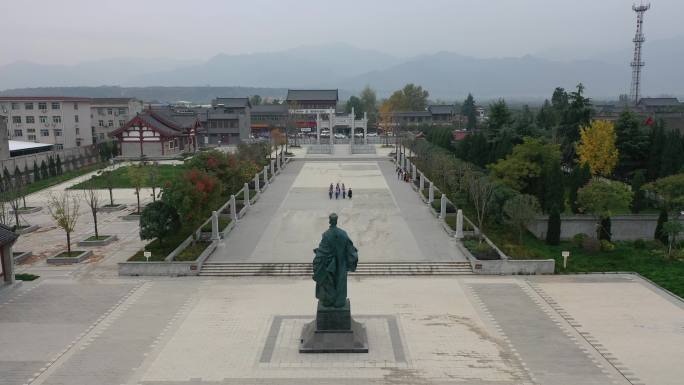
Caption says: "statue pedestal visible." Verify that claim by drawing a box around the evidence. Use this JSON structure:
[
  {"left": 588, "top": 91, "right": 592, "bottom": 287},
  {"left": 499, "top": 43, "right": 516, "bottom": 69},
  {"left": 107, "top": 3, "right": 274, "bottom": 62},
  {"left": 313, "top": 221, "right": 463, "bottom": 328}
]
[{"left": 299, "top": 299, "right": 368, "bottom": 353}]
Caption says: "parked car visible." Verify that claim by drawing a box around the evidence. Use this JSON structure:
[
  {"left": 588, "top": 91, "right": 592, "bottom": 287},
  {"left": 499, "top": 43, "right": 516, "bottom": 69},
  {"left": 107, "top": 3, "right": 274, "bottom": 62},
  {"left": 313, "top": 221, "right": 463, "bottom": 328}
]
[
  {"left": 334, "top": 133, "right": 347, "bottom": 139},
  {"left": 367, "top": 132, "right": 378, "bottom": 137}
]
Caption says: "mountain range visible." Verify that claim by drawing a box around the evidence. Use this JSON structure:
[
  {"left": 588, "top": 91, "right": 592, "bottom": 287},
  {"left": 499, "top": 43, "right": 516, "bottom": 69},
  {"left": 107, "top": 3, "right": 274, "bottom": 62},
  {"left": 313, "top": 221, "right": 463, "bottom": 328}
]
[{"left": 1, "top": 40, "right": 683, "bottom": 101}]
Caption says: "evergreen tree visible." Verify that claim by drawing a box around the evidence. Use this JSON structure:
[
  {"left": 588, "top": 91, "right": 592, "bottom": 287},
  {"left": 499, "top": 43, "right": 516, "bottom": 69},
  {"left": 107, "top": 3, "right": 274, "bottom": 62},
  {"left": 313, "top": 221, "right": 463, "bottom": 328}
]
[
  {"left": 599, "top": 217, "right": 612, "bottom": 241},
  {"left": 487, "top": 99, "right": 512, "bottom": 132},
  {"left": 630, "top": 170, "right": 647, "bottom": 213},
  {"left": 462, "top": 93, "right": 477, "bottom": 130},
  {"left": 468, "top": 132, "right": 490, "bottom": 167},
  {"left": 489, "top": 129, "right": 514, "bottom": 164},
  {"left": 13, "top": 166, "right": 22, "bottom": 186},
  {"left": 33, "top": 160, "right": 41, "bottom": 182},
  {"left": 48, "top": 156, "right": 57, "bottom": 177},
  {"left": 558, "top": 84, "right": 592, "bottom": 162},
  {"left": 24, "top": 164, "right": 30, "bottom": 184},
  {"left": 655, "top": 209, "right": 669, "bottom": 245},
  {"left": 546, "top": 207, "right": 561, "bottom": 245},
  {"left": 40, "top": 160, "right": 48, "bottom": 180},
  {"left": 56, "top": 155, "right": 63, "bottom": 175},
  {"left": 544, "top": 159, "right": 565, "bottom": 213},
  {"left": 647, "top": 120, "right": 666, "bottom": 180},
  {"left": 536, "top": 100, "right": 557, "bottom": 130},
  {"left": 614, "top": 111, "right": 649, "bottom": 178},
  {"left": 660, "top": 130, "right": 684, "bottom": 177}
]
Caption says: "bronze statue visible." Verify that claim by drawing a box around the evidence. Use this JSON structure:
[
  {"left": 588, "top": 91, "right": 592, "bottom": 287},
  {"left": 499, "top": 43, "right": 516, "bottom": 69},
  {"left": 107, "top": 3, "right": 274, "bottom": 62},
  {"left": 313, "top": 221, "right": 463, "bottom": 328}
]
[{"left": 312, "top": 213, "right": 358, "bottom": 308}]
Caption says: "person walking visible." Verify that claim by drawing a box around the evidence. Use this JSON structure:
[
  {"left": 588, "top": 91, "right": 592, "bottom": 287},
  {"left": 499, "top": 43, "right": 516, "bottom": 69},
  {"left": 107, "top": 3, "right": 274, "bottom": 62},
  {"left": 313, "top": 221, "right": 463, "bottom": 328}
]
[
  {"left": 335, "top": 184, "right": 340, "bottom": 199},
  {"left": 347, "top": 187, "right": 352, "bottom": 200},
  {"left": 342, "top": 183, "right": 346, "bottom": 199},
  {"left": 329, "top": 183, "right": 333, "bottom": 200}
]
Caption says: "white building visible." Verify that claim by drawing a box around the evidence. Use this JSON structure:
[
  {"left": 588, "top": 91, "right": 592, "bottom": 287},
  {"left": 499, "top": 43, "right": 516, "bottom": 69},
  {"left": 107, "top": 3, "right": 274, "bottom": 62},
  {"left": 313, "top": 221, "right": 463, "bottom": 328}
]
[
  {"left": 90, "top": 98, "right": 143, "bottom": 143},
  {"left": 0, "top": 97, "right": 93, "bottom": 150}
]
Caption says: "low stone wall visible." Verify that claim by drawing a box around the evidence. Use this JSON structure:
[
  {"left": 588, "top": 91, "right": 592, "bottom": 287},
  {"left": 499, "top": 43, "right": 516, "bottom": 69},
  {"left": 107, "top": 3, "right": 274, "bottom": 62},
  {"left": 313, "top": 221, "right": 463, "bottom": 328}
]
[
  {"left": 527, "top": 214, "right": 684, "bottom": 241},
  {"left": 0, "top": 142, "right": 105, "bottom": 181},
  {"left": 469, "top": 257, "right": 556, "bottom": 275},
  {"left": 307, "top": 144, "right": 333, "bottom": 154},
  {"left": 350, "top": 144, "right": 376, "bottom": 154},
  {"left": 118, "top": 261, "right": 201, "bottom": 276}
]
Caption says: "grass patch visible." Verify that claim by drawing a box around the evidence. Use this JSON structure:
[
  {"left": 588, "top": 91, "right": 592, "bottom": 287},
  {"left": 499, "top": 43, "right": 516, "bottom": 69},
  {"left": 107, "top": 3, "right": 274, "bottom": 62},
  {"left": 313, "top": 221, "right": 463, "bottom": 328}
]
[
  {"left": 84, "top": 235, "right": 111, "bottom": 241},
  {"left": 25, "top": 163, "right": 103, "bottom": 195},
  {"left": 70, "top": 164, "right": 186, "bottom": 189},
  {"left": 15, "top": 273, "right": 39, "bottom": 281},
  {"left": 54, "top": 251, "right": 86, "bottom": 258},
  {"left": 200, "top": 217, "right": 232, "bottom": 233},
  {"left": 174, "top": 241, "right": 211, "bottom": 262},
  {"left": 463, "top": 238, "right": 500, "bottom": 260},
  {"left": 128, "top": 230, "right": 191, "bottom": 262}
]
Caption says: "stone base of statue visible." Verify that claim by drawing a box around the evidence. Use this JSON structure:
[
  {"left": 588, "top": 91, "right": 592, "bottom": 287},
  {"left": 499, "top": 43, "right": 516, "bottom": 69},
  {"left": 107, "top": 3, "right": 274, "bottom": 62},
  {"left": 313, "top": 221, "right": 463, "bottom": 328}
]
[{"left": 299, "top": 299, "right": 368, "bottom": 353}]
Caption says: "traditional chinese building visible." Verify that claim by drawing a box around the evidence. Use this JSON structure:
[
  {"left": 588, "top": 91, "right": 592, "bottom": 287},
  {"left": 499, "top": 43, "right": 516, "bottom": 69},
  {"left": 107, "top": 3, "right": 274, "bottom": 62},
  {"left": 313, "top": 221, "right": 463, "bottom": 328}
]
[{"left": 109, "top": 107, "right": 199, "bottom": 158}]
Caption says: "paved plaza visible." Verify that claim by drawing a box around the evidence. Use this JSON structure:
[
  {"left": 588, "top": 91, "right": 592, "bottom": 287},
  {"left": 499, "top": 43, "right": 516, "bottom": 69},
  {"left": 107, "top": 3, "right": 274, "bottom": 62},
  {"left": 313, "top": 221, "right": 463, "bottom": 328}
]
[{"left": 1, "top": 149, "right": 683, "bottom": 384}]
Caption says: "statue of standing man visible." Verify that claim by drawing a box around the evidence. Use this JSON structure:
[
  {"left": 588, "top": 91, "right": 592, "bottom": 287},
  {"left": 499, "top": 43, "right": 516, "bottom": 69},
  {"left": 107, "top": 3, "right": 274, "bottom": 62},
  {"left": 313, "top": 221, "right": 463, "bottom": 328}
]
[{"left": 312, "top": 213, "right": 358, "bottom": 308}]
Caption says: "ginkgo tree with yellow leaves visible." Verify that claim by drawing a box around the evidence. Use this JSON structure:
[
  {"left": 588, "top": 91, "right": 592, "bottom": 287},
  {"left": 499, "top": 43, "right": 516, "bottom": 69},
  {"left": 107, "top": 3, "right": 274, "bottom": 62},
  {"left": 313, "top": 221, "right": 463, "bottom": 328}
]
[{"left": 576, "top": 120, "right": 619, "bottom": 177}]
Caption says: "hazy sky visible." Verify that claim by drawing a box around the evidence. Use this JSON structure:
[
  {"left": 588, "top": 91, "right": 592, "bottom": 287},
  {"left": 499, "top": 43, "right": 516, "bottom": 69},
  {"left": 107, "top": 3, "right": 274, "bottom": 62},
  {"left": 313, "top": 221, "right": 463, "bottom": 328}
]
[{"left": 2, "top": 0, "right": 683, "bottom": 65}]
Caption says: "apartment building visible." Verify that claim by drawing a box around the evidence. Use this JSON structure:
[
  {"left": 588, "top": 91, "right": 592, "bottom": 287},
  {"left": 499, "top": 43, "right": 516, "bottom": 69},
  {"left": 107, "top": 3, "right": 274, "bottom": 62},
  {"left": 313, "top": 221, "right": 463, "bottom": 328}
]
[
  {"left": 0, "top": 97, "right": 93, "bottom": 150},
  {"left": 90, "top": 98, "right": 143, "bottom": 143}
]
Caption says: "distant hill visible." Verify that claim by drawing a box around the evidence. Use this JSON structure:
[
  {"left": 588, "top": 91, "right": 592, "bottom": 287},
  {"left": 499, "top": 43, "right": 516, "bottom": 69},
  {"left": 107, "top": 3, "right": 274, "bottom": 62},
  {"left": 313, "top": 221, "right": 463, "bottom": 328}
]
[
  {"left": 0, "top": 86, "right": 288, "bottom": 104},
  {"left": 1, "top": 39, "right": 683, "bottom": 100}
]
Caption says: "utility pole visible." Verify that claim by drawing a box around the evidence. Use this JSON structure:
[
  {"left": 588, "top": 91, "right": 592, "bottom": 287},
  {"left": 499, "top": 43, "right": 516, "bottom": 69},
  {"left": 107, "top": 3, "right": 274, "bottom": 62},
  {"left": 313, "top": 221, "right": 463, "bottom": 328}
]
[{"left": 630, "top": 2, "right": 650, "bottom": 106}]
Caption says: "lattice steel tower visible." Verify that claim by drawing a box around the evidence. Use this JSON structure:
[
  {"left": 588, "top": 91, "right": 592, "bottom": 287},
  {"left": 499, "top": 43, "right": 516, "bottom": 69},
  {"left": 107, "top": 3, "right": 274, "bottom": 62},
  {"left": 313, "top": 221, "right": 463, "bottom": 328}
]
[{"left": 630, "top": 2, "right": 650, "bottom": 105}]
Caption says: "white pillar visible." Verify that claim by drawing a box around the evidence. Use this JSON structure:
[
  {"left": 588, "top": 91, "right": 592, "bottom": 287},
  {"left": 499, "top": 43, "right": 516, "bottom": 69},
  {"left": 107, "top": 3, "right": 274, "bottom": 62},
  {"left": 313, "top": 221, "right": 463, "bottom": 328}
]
[
  {"left": 363, "top": 112, "right": 368, "bottom": 145},
  {"left": 270, "top": 159, "right": 275, "bottom": 176},
  {"left": 420, "top": 172, "right": 425, "bottom": 191},
  {"left": 351, "top": 107, "right": 356, "bottom": 144},
  {"left": 277, "top": 152, "right": 282, "bottom": 172},
  {"left": 440, "top": 194, "right": 447, "bottom": 219},
  {"left": 244, "top": 183, "right": 250, "bottom": 207},
  {"left": 428, "top": 182, "right": 434, "bottom": 204},
  {"left": 230, "top": 195, "right": 237, "bottom": 222},
  {"left": 412, "top": 163, "right": 416, "bottom": 181},
  {"left": 254, "top": 173, "right": 260, "bottom": 194},
  {"left": 329, "top": 108, "right": 334, "bottom": 144},
  {"left": 263, "top": 166, "right": 269, "bottom": 187},
  {"left": 456, "top": 209, "right": 464, "bottom": 239},
  {"left": 316, "top": 113, "right": 321, "bottom": 145},
  {"left": 211, "top": 210, "right": 220, "bottom": 240}
]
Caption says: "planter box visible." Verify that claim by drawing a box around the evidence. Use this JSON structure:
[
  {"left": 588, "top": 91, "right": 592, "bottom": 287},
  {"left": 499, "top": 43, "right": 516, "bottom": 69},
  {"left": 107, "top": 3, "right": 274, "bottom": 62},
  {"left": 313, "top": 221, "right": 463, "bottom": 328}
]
[
  {"left": 98, "top": 204, "right": 127, "bottom": 213},
  {"left": 47, "top": 250, "right": 93, "bottom": 265},
  {"left": 13, "top": 251, "right": 32, "bottom": 264},
  {"left": 78, "top": 235, "right": 118, "bottom": 247},
  {"left": 15, "top": 225, "right": 39, "bottom": 235},
  {"left": 118, "top": 240, "right": 217, "bottom": 276},
  {"left": 121, "top": 214, "right": 141, "bottom": 221},
  {"left": 11, "top": 206, "right": 42, "bottom": 214}
]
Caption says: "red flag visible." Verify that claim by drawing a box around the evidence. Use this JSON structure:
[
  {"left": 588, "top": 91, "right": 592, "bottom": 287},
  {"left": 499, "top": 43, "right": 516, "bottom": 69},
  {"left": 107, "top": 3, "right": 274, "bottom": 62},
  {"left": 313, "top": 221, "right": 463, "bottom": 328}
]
[{"left": 645, "top": 116, "right": 654, "bottom": 126}]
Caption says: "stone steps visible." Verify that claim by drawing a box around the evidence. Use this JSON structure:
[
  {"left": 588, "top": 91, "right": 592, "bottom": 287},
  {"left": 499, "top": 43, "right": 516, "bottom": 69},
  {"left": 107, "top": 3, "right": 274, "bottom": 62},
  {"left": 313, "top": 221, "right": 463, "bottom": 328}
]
[{"left": 199, "top": 262, "right": 473, "bottom": 276}]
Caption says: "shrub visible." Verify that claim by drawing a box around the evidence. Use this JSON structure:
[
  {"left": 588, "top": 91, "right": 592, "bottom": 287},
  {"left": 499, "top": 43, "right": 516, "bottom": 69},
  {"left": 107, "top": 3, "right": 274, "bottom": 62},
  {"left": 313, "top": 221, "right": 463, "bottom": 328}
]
[
  {"left": 546, "top": 208, "right": 561, "bottom": 245},
  {"left": 572, "top": 233, "right": 589, "bottom": 248},
  {"left": 581, "top": 237, "right": 601, "bottom": 253},
  {"left": 600, "top": 240, "right": 615, "bottom": 252},
  {"left": 633, "top": 239, "right": 646, "bottom": 249}
]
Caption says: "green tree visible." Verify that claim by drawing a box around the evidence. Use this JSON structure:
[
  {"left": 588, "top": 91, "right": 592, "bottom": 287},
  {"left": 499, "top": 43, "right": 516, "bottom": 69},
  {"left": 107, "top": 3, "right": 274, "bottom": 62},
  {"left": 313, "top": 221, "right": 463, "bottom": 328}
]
[
  {"left": 544, "top": 158, "right": 565, "bottom": 213},
  {"left": 467, "top": 174, "right": 496, "bottom": 243},
  {"left": 663, "top": 220, "right": 683, "bottom": 258},
  {"left": 40, "top": 160, "right": 48, "bottom": 180},
  {"left": 660, "top": 130, "right": 684, "bottom": 177},
  {"left": 387, "top": 84, "right": 429, "bottom": 111},
  {"left": 23, "top": 164, "right": 30, "bottom": 184},
  {"left": 33, "top": 160, "right": 40, "bottom": 182},
  {"left": 139, "top": 200, "right": 180, "bottom": 248},
  {"left": 82, "top": 182, "right": 102, "bottom": 239},
  {"left": 48, "top": 156, "right": 57, "bottom": 177},
  {"left": 646, "top": 173, "right": 684, "bottom": 212},
  {"left": 487, "top": 99, "right": 512, "bottom": 132},
  {"left": 576, "top": 120, "right": 619, "bottom": 177},
  {"left": 647, "top": 120, "right": 666, "bottom": 180},
  {"left": 614, "top": 111, "right": 649, "bottom": 178},
  {"left": 360, "top": 86, "right": 378, "bottom": 128},
  {"left": 249, "top": 95, "right": 262, "bottom": 106},
  {"left": 630, "top": 170, "right": 647, "bottom": 213},
  {"left": 56, "top": 155, "right": 63, "bottom": 175},
  {"left": 344, "top": 96, "right": 364, "bottom": 119},
  {"left": 558, "top": 84, "right": 592, "bottom": 162},
  {"left": 546, "top": 207, "right": 561, "bottom": 246},
  {"left": 536, "top": 100, "right": 557, "bottom": 130},
  {"left": 655, "top": 209, "right": 669, "bottom": 245},
  {"left": 569, "top": 163, "right": 591, "bottom": 213},
  {"left": 503, "top": 194, "right": 541, "bottom": 244},
  {"left": 577, "top": 180, "right": 633, "bottom": 241},
  {"left": 462, "top": 93, "right": 477, "bottom": 130}
]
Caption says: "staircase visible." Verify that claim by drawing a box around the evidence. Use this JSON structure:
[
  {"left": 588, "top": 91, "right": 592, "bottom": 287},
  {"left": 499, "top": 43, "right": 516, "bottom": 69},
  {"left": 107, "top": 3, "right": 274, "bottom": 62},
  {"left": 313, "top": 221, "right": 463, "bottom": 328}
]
[{"left": 199, "top": 261, "right": 473, "bottom": 277}]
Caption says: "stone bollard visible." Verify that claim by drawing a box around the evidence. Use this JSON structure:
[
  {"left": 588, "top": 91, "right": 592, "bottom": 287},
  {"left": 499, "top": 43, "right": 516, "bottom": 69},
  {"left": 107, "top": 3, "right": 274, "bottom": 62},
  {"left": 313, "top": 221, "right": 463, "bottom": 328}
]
[
  {"left": 440, "top": 194, "right": 447, "bottom": 219},
  {"left": 456, "top": 209, "right": 464, "bottom": 239},
  {"left": 211, "top": 210, "right": 220, "bottom": 241},
  {"left": 428, "top": 182, "right": 434, "bottom": 204},
  {"left": 270, "top": 159, "right": 275, "bottom": 176},
  {"left": 254, "top": 173, "right": 261, "bottom": 194},
  {"left": 230, "top": 195, "right": 237, "bottom": 222},
  {"left": 244, "top": 183, "right": 251, "bottom": 207},
  {"left": 277, "top": 153, "right": 282, "bottom": 173},
  {"left": 419, "top": 172, "right": 425, "bottom": 191},
  {"left": 263, "top": 166, "right": 269, "bottom": 187},
  {"left": 412, "top": 163, "right": 417, "bottom": 181}
]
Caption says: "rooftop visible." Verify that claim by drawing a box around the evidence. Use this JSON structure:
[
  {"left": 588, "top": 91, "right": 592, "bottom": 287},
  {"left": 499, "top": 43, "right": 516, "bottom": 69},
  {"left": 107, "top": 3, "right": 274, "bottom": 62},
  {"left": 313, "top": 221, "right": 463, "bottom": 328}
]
[
  {"left": 638, "top": 97, "right": 682, "bottom": 107},
  {"left": 8, "top": 140, "right": 53, "bottom": 151},
  {"left": 428, "top": 105, "right": 456, "bottom": 115},
  {"left": 0, "top": 96, "right": 91, "bottom": 102},
  {"left": 212, "top": 98, "right": 251, "bottom": 109},
  {"left": 91, "top": 98, "right": 140, "bottom": 105}
]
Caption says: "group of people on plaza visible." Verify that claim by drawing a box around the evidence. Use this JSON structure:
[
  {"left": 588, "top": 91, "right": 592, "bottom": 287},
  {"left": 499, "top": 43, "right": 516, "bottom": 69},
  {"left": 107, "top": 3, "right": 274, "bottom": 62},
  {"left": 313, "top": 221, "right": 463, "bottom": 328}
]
[
  {"left": 329, "top": 182, "right": 352, "bottom": 200},
  {"left": 396, "top": 166, "right": 411, "bottom": 182}
]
